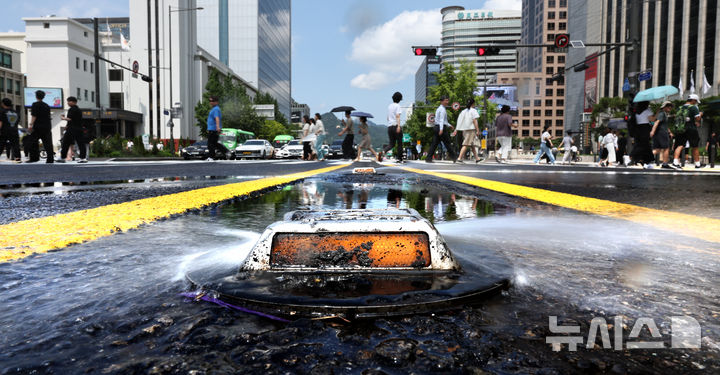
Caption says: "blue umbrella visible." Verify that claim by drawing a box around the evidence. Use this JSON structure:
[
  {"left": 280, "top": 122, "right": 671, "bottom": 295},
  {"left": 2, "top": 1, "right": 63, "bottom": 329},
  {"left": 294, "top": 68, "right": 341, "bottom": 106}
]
[
  {"left": 633, "top": 85, "right": 679, "bottom": 102},
  {"left": 350, "top": 111, "right": 374, "bottom": 118}
]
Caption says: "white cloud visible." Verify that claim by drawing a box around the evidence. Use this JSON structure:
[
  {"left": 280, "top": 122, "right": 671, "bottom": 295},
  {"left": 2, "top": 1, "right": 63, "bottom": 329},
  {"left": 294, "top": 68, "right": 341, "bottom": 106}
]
[
  {"left": 339, "top": 26, "right": 348, "bottom": 33},
  {"left": 348, "top": 9, "right": 441, "bottom": 90},
  {"left": 482, "top": 0, "right": 522, "bottom": 10}
]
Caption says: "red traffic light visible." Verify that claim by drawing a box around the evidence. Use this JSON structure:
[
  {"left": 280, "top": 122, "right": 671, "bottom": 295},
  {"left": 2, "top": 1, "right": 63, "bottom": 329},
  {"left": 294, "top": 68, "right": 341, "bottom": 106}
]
[
  {"left": 624, "top": 115, "right": 629, "bottom": 121},
  {"left": 476, "top": 47, "right": 500, "bottom": 56},
  {"left": 413, "top": 47, "right": 437, "bottom": 56}
]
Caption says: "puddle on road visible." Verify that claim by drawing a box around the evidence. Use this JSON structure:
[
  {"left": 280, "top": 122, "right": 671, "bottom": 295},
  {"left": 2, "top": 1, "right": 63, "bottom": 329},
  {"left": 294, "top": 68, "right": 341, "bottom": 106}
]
[{"left": 1, "top": 176, "right": 718, "bottom": 373}]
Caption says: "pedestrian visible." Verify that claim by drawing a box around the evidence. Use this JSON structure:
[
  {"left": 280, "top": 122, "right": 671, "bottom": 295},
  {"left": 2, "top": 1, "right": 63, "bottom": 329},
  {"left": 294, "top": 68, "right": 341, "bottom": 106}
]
[
  {"left": 672, "top": 94, "right": 703, "bottom": 169},
  {"left": 56, "top": 96, "right": 87, "bottom": 163},
  {"left": 26, "top": 90, "right": 54, "bottom": 163},
  {"left": 630, "top": 101, "right": 655, "bottom": 168},
  {"left": 707, "top": 131, "right": 718, "bottom": 168},
  {"left": 0, "top": 98, "right": 21, "bottom": 162},
  {"left": 453, "top": 98, "right": 482, "bottom": 163},
  {"left": 561, "top": 130, "right": 574, "bottom": 164},
  {"left": 533, "top": 124, "right": 555, "bottom": 164},
  {"left": 338, "top": 110, "right": 355, "bottom": 160},
  {"left": 650, "top": 101, "right": 676, "bottom": 169},
  {"left": 493, "top": 105, "right": 517, "bottom": 163},
  {"left": 206, "top": 96, "right": 222, "bottom": 161},
  {"left": 312, "top": 113, "right": 326, "bottom": 161},
  {"left": 381, "top": 91, "right": 404, "bottom": 163},
  {"left": 604, "top": 129, "right": 617, "bottom": 166},
  {"left": 415, "top": 141, "right": 422, "bottom": 160},
  {"left": 355, "top": 116, "right": 380, "bottom": 162},
  {"left": 617, "top": 131, "right": 628, "bottom": 166},
  {"left": 301, "top": 115, "right": 315, "bottom": 160},
  {"left": 426, "top": 95, "right": 457, "bottom": 163}
]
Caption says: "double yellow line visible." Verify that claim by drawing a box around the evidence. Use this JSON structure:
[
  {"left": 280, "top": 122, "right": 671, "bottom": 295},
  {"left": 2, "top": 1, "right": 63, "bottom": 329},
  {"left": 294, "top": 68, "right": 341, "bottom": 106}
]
[
  {"left": 406, "top": 167, "right": 720, "bottom": 245},
  {"left": 0, "top": 164, "right": 348, "bottom": 262}
]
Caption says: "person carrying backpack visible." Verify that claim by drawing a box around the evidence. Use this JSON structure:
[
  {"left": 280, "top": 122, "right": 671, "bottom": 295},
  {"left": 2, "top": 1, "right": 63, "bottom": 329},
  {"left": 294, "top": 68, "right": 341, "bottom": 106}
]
[
  {"left": 672, "top": 94, "right": 703, "bottom": 169},
  {"left": 0, "top": 98, "right": 21, "bottom": 162}
]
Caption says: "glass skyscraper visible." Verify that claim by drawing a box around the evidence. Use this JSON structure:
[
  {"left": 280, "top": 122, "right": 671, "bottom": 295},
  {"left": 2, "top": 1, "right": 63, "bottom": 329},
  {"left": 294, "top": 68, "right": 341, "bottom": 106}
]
[{"left": 197, "top": 0, "right": 291, "bottom": 120}]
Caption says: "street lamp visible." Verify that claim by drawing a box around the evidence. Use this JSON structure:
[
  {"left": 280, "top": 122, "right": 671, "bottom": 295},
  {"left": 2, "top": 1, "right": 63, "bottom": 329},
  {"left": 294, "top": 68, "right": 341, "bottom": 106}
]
[{"left": 168, "top": 6, "right": 203, "bottom": 154}]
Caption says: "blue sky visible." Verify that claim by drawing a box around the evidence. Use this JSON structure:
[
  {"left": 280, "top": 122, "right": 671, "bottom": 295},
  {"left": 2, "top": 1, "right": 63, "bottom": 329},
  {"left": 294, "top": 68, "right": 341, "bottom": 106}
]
[{"left": 5, "top": 0, "right": 521, "bottom": 125}]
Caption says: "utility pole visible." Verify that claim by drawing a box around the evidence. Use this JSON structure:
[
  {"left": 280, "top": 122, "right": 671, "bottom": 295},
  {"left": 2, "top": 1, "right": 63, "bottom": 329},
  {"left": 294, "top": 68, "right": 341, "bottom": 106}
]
[
  {"left": 154, "top": 0, "right": 161, "bottom": 140},
  {"left": 626, "top": 0, "right": 642, "bottom": 97},
  {"left": 146, "top": 0, "right": 154, "bottom": 138},
  {"left": 93, "top": 18, "right": 101, "bottom": 137}
]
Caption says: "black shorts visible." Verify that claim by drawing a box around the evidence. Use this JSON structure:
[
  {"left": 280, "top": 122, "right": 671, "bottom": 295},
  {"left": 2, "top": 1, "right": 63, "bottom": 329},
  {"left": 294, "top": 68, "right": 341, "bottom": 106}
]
[{"left": 674, "top": 127, "right": 700, "bottom": 149}]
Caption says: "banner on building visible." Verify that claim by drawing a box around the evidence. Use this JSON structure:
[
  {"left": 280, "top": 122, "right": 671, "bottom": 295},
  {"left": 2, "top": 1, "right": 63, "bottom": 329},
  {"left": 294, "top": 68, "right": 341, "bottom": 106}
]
[{"left": 584, "top": 53, "right": 598, "bottom": 112}]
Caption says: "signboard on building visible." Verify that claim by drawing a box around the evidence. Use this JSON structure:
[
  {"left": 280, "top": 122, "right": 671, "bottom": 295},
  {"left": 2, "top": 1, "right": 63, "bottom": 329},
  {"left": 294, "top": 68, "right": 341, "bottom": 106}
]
[
  {"left": 24, "top": 87, "right": 63, "bottom": 109},
  {"left": 473, "top": 86, "right": 517, "bottom": 103},
  {"left": 583, "top": 53, "right": 598, "bottom": 113}
]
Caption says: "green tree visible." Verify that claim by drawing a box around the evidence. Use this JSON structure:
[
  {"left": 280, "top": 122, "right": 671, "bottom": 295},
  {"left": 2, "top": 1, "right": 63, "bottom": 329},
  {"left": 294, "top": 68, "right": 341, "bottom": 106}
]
[
  {"left": 590, "top": 97, "right": 628, "bottom": 136},
  {"left": 259, "top": 120, "right": 288, "bottom": 141},
  {"left": 254, "top": 92, "right": 289, "bottom": 127},
  {"left": 404, "top": 60, "right": 497, "bottom": 152}
]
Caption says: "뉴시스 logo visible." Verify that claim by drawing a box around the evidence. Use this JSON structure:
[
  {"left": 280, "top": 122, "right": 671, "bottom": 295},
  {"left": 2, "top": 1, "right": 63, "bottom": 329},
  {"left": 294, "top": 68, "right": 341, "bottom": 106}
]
[{"left": 546, "top": 315, "right": 701, "bottom": 351}]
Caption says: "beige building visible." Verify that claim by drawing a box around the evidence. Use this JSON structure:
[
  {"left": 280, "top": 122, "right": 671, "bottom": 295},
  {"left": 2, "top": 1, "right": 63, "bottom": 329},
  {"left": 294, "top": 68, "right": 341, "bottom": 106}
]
[
  {"left": 500, "top": 0, "right": 568, "bottom": 141},
  {"left": 0, "top": 45, "right": 25, "bottom": 124}
]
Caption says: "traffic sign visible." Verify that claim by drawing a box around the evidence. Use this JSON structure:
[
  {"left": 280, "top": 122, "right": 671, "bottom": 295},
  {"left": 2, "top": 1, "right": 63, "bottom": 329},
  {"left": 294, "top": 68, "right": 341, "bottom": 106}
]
[
  {"left": 638, "top": 70, "right": 652, "bottom": 82},
  {"left": 482, "top": 129, "right": 488, "bottom": 137},
  {"left": 132, "top": 60, "right": 139, "bottom": 74},
  {"left": 452, "top": 102, "right": 460, "bottom": 110},
  {"left": 622, "top": 77, "right": 631, "bottom": 92},
  {"left": 554, "top": 34, "right": 570, "bottom": 49}
]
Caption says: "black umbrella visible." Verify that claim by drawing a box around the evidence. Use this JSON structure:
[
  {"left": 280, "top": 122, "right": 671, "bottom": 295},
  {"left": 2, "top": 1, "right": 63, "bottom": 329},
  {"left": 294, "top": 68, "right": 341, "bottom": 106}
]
[{"left": 330, "top": 106, "right": 356, "bottom": 112}]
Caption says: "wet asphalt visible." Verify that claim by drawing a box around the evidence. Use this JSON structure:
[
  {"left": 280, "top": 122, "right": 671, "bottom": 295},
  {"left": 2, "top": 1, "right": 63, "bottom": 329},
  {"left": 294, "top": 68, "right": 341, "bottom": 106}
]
[{"left": 1, "top": 159, "right": 719, "bottom": 374}]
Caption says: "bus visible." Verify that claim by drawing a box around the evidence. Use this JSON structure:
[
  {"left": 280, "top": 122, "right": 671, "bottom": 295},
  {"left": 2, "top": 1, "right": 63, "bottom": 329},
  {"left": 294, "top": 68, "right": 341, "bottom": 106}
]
[
  {"left": 272, "top": 135, "right": 294, "bottom": 149},
  {"left": 220, "top": 128, "right": 255, "bottom": 152}
]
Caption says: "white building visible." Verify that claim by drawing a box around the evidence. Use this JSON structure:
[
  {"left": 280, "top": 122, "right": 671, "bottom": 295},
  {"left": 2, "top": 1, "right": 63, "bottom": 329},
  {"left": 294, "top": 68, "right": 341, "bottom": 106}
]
[
  {"left": 440, "top": 7, "right": 522, "bottom": 85},
  {"left": 0, "top": 45, "right": 25, "bottom": 124}
]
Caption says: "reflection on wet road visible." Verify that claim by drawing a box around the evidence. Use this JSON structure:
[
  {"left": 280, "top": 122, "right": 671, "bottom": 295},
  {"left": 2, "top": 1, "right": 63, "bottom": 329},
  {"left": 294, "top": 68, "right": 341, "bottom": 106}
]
[{"left": 1, "top": 176, "right": 718, "bottom": 373}]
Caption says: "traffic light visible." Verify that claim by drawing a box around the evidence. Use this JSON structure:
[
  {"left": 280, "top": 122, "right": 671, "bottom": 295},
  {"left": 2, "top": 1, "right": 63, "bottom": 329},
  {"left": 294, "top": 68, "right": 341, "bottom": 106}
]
[
  {"left": 476, "top": 47, "right": 500, "bottom": 56},
  {"left": 413, "top": 47, "right": 437, "bottom": 56}
]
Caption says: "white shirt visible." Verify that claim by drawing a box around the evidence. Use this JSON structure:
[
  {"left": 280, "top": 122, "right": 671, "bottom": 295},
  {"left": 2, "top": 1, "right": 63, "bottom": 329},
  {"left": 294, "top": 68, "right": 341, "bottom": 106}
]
[
  {"left": 302, "top": 123, "right": 316, "bottom": 142},
  {"left": 456, "top": 108, "right": 480, "bottom": 131},
  {"left": 562, "top": 136, "right": 572, "bottom": 150},
  {"left": 542, "top": 131, "right": 552, "bottom": 143},
  {"left": 435, "top": 105, "right": 450, "bottom": 127},
  {"left": 636, "top": 109, "right": 652, "bottom": 125},
  {"left": 314, "top": 119, "right": 325, "bottom": 135},
  {"left": 603, "top": 133, "right": 616, "bottom": 149},
  {"left": 387, "top": 103, "right": 402, "bottom": 126}
]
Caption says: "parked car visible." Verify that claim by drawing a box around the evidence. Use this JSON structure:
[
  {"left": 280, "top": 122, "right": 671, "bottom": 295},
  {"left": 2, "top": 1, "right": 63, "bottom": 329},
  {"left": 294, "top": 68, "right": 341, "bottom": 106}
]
[
  {"left": 220, "top": 128, "right": 255, "bottom": 155},
  {"left": 234, "top": 139, "right": 275, "bottom": 159},
  {"left": 276, "top": 139, "right": 303, "bottom": 159}
]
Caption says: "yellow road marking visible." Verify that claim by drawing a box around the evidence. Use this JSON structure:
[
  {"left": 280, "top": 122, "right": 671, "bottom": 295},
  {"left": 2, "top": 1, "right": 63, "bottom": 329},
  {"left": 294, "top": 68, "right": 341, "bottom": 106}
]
[
  {"left": 405, "top": 167, "right": 720, "bottom": 244},
  {"left": 0, "top": 164, "right": 349, "bottom": 263}
]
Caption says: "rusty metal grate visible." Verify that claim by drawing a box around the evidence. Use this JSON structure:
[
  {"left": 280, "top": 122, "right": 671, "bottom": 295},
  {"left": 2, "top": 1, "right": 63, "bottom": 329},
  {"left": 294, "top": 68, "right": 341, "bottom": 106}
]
[{"left": 270, "top": 232, "right": 431, "bottom": 268}]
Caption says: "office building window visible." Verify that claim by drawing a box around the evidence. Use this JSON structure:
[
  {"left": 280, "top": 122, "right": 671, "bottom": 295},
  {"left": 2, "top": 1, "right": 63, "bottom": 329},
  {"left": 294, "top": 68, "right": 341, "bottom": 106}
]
[
  {"left": 533, "top": 110, "right": 541, "bottom": 116},
  {"left": 6, "top": 79, "right": 11, "bottom": 94},
  {"left": 548, "top": 11, "right": 555, "bottom": 19},
  {"left": 43, "top": 23, "right": 50, "bottom": 29},
  {"left": 559, "top": 22, "right": 567, "bottom": 30},
  {"left": 522, "top": 119, "right": 530, "bottom": 126},
  {"left": 546, "top": 67, "right": 554, "bottom": 75},
  {"left": 558, "top": 56, "right": 565, "bottom": 63},
  {"left": 556, "top": 110, "right": 564, "bottom": 116},
  {"left": 555, "top": 130, "right": 563, "bottom": 137},
  {"left": 534, "top": 99, "right": 542, "bottom": 107},
  {"left": 548, "top": 0, "right": 556, "bottom": 7},
  {"left": 76, "top": 57, "right": 80, "bottom": 69},
  {"left": 533, "top": 120, "right": 541, "bottom": 127},
  {"left": 557, "top": 89, "right": 565, "bottom": 96},
  {"left": 546, "top": 78, "right": 554, "bottom": 85},
  {"left": 560, "top": 0, "right": 567, "bottom": 6},
  {"left": 545, "top": 99, "right": 553, "bottom": 106},
  {"left": 522, "top": 110, "right": 530, "bottom": 116},
  {"left": 109, "top": 69, "right": 123, "bottom": 81},
  {"left": 556, "top": 99, "right": 564, "bottom": 106},
  {"left": 547, "top": 34, "right": 555, "bottom": 42},
  {"left": 90, "top": 62, "right": 93, "bottom": 74},
  {"left": 545, "top": 110, "right": 553, "bottom": 117},
  {"left": 523, "top": 100, "right": 531, "bottom": 107},
  {"left": 15, "top": 80, "right": 20, "bottom": 95},
  {"left": 77, "top": 88, "right": 81, "bottom": 98},
  {"left": 109, "top": 93, "right": 123, "bottom": 108},
  {"left": 83, "top": 60, "right": 87, "bottom": 71},
  {"left": 548, "top": 23, "right": 555, "bottom": 31},
  {"left": 556, "top": 119, "right": 564, "bottom": 127},
  {"left": 559, "top": 11, "right": 567, "bottom": 19},
  {"left": 91, "top": 91, "right": 95, "bottom": 102},
  {"left": 545, "top": 120, "right": 553, "bottom": 127},
  {"left": 546, "top": 88, "right": 554, "bottom": 96},
  {"left": 547, "top": 56, "right": 554, "bottom": 64},
  {"left": 84, "top": 89, "right": 88, "bottom": 101},
  {"left": 533, "top": 129, "right": 541, "bottom": 137},
  {"left": 0, "top": 51, "right": 12, "bottom": 68},
  {"left": 522, "top": 130, "right": 530, "bottom": 137},
  {"left": 0, "top": 79, "right": 3, "bottom": 92}
]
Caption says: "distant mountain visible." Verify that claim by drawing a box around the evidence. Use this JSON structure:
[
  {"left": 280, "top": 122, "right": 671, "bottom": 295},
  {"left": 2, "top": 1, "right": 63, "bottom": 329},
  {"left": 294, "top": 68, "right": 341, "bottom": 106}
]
[{"left": 319, "top": 112, "right": 389, "bottom": 149}]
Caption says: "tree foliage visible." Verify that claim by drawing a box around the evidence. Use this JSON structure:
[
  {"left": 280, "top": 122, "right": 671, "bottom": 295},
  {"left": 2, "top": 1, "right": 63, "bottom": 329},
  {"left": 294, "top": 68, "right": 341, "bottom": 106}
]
[
  {"left": 194, "top": 68, "right": 293, "bottom": 139},
  {"left": 404, "top": 60, "right": 497, "bottom": 151}
]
